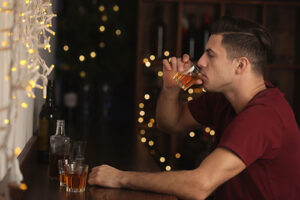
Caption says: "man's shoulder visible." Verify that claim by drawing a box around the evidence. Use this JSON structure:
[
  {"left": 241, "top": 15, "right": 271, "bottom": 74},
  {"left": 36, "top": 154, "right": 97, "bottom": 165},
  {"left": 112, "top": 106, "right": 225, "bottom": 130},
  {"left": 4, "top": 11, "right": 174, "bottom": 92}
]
[{"left": 247, "top": 85, "right": 286, "bottom": 109}]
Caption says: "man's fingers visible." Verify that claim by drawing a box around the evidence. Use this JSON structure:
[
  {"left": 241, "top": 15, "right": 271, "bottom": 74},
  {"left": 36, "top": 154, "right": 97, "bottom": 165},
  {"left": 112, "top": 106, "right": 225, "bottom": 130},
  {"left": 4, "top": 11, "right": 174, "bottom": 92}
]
[
  {"left": 88, "top": 174, "right": 95, "bottom": 184},
  {"left": 89, "top": 167, "right": 99, "bottom": 176},
  {"left": 182, "top": 54, "right": 190, "bottom": 63},
  {"left": 162, "top": 59, "right": 172, "bottom": 71},
  {"left": 88, "top": 178, "right": 94, "bottom": 185},
  {"left": 195, "top": 79, "right": 203, "bottom": 85},
  {"left": 88, "top": 173, "right": 101, "bottom": 186},
  {"left": 88, "top": 166, "right": 102, "bottom": 183},
  {"left": 89, "top": 170, "right": 96, "bottom": 178},
  {"left": 163, "top": 55, "right": 193, "bottom": 73},
  {"left": 91, "top": 166, "right": 100, "bottom": 172},
  {"left": 170, "top": 57, "right": 177, "bottom": 72},
  {"left": 181, "top": 54, "right": 194, "bottom": 71},
  {"left": 177, "top": 58, "right": 184, "bottom": 72}
]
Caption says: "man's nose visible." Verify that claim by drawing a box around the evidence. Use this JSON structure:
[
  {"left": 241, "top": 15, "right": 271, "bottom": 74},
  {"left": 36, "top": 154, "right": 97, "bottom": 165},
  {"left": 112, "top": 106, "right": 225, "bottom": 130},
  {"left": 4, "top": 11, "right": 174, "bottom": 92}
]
[{"left": 197, "top": 53, "right": 206, "bottom": 69}]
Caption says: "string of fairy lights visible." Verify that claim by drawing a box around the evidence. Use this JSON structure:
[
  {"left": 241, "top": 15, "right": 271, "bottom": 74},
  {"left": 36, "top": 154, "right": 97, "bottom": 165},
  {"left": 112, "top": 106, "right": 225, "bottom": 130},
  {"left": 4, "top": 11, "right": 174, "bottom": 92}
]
[
  {"left": 0, "top": 0, "right": 56, "bottom": 195},
  {"left": 137, "top": 51, "right": 216, "bottom": 171}
]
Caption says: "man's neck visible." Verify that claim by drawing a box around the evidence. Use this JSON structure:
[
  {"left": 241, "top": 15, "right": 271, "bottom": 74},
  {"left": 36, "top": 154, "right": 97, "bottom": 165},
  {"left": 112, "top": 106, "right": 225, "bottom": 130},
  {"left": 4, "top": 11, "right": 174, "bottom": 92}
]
[{"left": 223, "top": 78, "right": 266, "bottom": 113}]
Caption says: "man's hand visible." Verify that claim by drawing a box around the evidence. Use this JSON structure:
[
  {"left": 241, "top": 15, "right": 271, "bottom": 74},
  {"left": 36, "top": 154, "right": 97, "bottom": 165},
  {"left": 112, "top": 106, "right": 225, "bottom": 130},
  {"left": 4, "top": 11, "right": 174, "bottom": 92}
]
[
  {"left": 156, "top": 54, "right": 202, "bottom": 134},
  {"left": 88, "top": 164, "right": 123, "bottom": 189},
  {"left": 162, "top": 54, "right": 193, "bottom": 90}
]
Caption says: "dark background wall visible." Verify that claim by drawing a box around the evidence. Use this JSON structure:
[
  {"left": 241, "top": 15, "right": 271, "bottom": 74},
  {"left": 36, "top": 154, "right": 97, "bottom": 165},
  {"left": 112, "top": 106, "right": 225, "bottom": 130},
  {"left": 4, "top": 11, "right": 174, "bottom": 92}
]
[{"left": 54, "top": 0, "right": 137, "bottom": 139}]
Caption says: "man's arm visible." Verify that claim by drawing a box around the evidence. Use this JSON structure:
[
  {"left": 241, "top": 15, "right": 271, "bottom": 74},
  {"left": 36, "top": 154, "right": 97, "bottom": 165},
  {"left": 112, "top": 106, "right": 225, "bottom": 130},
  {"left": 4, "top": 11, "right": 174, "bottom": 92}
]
[
  {"left": 88, "top": 147, "right": 246, "bottom": 200},
  {"left": 156, "top": 55, "right": 202, "bottom": 134},
  {"left": 156, "top": 91, "right": 201, "bottom": 134}
]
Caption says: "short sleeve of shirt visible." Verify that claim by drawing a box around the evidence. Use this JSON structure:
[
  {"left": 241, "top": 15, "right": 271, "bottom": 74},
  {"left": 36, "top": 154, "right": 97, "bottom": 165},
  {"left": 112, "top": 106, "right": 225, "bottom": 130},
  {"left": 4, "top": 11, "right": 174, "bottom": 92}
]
[{"left": 218, "top": 105, "right": 283, "bottom": 166}]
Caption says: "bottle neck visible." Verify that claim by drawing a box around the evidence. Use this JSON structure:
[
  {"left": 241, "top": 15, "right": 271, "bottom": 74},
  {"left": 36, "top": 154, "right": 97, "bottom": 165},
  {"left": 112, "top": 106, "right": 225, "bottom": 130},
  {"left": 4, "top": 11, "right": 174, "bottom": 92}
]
[
  {"left": 46, "top": 97, "right": 55, "bottom": 106},
  {"left": 55, "top": 120, "right": 65, "bottom": 136},
  {"left": 46, "top": 80, "right": 56, "bottom": 105}
]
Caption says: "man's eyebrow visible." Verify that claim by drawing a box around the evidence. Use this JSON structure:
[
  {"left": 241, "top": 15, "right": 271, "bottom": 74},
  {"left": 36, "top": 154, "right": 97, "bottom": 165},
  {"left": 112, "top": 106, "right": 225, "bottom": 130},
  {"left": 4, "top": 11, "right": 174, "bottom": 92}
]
[{"left": 205, "top": 48, "right": 216, "bottom": 54}]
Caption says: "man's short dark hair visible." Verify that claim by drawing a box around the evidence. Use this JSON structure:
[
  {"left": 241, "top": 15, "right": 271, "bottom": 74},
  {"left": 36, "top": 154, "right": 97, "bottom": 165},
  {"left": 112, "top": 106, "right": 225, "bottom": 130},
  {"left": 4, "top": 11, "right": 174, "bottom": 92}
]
[{"left": 211, "top": 16, "right": 274, "bottom": 74}]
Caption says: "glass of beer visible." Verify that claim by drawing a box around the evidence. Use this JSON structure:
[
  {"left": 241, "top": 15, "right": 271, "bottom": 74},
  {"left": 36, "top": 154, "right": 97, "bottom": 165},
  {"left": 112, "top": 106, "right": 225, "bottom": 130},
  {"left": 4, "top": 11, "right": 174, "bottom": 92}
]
[
  {"left": 173, "top": 63, "right": 202, "bottom": 91},
  {"left": 58, "top": 159, "right": 68, "bottom": 187},
  {"left": 65, "top": 162, "right": 89, "bottom": 192}
]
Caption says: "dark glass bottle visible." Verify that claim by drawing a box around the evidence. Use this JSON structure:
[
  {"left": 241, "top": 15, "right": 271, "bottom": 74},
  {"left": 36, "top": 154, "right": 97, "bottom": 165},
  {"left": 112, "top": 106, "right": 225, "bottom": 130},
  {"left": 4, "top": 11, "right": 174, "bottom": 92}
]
[
  {"left": 37, "top": 80, "right": 57, "bottom": 163},
  {"left": 151, "top": 3, "right": 166, "bottom": 59},
  {"left": 49, "top": 120, "right": 70, "bottom": 179}
]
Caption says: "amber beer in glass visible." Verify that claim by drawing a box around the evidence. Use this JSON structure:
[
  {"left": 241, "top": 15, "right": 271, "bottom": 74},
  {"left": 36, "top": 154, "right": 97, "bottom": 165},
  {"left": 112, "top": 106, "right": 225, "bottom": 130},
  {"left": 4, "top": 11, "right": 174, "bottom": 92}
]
[
  {"left": 50, "top": 153, "right": 69, "bottom": 179},
  {"left": 65, "top": 162, "right": 88, "bottom": 192},
  {"left": 173, "top": 64, "right": 202, "bottom": 91},
  {"left": 58, "top": 159, "right": 68, "bottom": 187}
]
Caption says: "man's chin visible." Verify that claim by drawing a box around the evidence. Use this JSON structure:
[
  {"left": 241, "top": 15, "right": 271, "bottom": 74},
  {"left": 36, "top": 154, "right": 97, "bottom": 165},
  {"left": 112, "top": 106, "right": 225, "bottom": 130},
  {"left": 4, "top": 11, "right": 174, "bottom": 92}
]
[{"left": 202, "top": 84, "right": 216, "bottom": 93}]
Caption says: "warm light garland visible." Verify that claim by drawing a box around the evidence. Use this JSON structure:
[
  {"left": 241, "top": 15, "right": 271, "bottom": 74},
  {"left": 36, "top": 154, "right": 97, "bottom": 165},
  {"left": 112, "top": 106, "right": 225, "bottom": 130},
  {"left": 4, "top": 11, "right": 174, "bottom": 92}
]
[
  {"left": 138, "top": 54, "right": 213, "bottom": 171},
  {"left": 0, "top": 0, "right": 55, "bottom": 148},
  {"left": 0, "top": 0, "right": 55, "bottom": 198}
]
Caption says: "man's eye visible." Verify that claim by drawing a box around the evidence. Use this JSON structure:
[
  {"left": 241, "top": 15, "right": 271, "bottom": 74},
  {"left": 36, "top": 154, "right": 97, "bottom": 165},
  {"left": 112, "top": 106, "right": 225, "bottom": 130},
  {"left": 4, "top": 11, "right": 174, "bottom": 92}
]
[{"left": 207, "top": 53, "right": 213, "bottom": 58}]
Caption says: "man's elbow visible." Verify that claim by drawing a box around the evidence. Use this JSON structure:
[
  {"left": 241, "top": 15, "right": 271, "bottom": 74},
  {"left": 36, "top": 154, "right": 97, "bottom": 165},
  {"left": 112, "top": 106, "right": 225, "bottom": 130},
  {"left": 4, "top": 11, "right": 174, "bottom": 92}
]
[
  {"left": 189, "top": 176, "right": 214, "bottom": 200},
  {"left": 194, "top": 185, "right": 212, "bottom": 200},
  {"left": 156, "top": 122, "right": 182, "bottom": 135},
  {"left": 189, "top": 187, "right": 212, "bottom": 200},
  {"left": 195, "top": 191, "right": 211, "bottom": 200},
  {"left": 193, "top": 195, "right": 207, "bottom": 200},
  {"left": 181, "top": 189, "right": 210, "bottom": 200}
]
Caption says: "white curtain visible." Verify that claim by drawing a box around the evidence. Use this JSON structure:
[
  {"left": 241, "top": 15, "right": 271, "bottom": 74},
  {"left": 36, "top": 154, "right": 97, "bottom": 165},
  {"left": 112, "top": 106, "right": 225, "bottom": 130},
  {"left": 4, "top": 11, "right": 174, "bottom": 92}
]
[
  {"left": 0, "top": 0, "right": 34, "bottom": 181},
  {"left": 0, "top": 0, "right": 56, "bottom": 182}
]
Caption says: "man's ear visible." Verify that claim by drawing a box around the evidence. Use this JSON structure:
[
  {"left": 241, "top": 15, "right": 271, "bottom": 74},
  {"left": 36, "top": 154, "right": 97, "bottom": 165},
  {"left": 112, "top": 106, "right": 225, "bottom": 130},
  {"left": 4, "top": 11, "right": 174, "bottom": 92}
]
[{"left": 235, "top": 57, "right": 249, "bottom": 75}]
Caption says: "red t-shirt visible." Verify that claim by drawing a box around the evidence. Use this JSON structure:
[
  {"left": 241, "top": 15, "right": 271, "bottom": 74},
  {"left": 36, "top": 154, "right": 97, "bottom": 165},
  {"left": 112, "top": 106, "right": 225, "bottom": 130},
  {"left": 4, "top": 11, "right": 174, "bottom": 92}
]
[{"left": 188, "top": 83, "right": 300, "bottom": 199}]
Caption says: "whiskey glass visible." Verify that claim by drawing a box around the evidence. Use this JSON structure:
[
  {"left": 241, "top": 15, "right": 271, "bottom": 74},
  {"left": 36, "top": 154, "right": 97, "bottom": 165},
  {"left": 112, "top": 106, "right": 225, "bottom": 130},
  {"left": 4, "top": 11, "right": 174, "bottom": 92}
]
[{"left": 173, "top": 63, "right": 202, "bottom": 91}]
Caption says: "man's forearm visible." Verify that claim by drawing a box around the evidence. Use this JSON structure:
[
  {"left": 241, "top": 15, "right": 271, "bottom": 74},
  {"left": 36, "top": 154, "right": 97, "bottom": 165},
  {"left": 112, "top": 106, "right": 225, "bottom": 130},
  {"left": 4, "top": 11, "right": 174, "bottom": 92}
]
[
  {"left": 88, "top": 149, "right": 244, "bottom": 200},
  {"left": 120, "top": 170, "right": 209, "bottom": 200},
  {"left": 156, "top": 88, "right": 183, "bottom": 133}
]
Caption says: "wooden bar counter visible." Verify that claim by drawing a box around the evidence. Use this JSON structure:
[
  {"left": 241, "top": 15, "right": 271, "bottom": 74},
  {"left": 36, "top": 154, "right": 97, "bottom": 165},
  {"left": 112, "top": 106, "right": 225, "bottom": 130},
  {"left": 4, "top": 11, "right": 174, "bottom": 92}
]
[{"left": 18, "top": 122, "right": 178, "bottom": 200}]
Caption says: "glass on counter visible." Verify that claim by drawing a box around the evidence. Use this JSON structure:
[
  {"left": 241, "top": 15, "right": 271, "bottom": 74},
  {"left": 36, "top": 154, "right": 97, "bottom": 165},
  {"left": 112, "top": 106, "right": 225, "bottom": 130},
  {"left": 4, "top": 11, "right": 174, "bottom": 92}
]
[
  {"left": 65, "top": 161, "right": 89, "bottom": 192},
  {"left": 58, "top": 159, "right": 69, "bottom": 187}
]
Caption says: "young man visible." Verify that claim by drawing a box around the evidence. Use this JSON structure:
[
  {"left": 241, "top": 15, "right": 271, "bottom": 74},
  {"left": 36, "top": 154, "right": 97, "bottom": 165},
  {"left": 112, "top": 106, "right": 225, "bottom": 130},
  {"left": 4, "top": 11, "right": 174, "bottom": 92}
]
[{"left": 88, "top": 17, "right": 300, "bottom": 200}]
